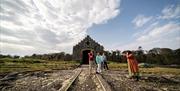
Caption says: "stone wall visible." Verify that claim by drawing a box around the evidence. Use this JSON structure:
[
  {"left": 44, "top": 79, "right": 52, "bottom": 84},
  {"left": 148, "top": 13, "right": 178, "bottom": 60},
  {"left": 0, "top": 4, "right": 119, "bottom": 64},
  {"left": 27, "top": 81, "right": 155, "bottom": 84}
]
[{"left": 73, "top": 35, "right": 104, "bottom": 61}]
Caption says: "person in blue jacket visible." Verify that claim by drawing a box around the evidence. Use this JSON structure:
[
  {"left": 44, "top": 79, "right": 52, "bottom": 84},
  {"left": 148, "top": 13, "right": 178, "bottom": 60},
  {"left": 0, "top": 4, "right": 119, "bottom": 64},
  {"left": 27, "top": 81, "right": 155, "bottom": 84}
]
[{"left": 96, "top": 52, "right": 102, "bottom": 74}]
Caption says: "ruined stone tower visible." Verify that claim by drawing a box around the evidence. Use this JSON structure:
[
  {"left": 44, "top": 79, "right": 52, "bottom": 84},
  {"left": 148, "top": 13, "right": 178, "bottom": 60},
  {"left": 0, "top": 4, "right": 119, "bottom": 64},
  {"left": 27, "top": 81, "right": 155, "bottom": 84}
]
[{"left": 73, "top": 35, "right": 104, "bottom": 64}]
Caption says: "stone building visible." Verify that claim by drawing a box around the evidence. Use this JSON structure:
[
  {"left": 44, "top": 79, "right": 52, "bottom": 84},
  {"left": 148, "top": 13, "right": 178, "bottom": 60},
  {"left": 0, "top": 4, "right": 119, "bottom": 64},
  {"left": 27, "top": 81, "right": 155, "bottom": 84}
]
[{"left": 73, "top": 35, "right": 104, "bottom": 64}]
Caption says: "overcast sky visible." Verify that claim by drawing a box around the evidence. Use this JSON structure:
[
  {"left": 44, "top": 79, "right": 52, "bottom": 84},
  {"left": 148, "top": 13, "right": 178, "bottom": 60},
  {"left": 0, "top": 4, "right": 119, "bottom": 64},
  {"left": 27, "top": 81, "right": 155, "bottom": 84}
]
[{"left": 0, "top": 0, "right": 180, "bottom": 56}]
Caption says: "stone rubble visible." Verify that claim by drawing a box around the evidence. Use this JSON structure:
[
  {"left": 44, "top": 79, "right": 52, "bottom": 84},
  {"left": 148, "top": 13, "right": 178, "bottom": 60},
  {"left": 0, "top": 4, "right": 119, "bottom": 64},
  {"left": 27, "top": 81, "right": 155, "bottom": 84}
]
[
  {"left": 102, "top": 70, "right": 180, "bottom": 91},
  {"left": 1, "top": 67, "right": 179, "bottom": 91},
  {"left": 0, "top": 70, "right": 74, "bottom": 91}
]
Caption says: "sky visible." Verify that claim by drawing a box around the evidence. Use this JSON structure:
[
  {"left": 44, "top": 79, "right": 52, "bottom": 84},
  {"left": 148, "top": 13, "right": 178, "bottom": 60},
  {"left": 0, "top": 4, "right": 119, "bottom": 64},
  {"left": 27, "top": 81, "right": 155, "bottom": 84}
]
[{"left": 0, "top": 0, "right": 180, "bottom": 56}]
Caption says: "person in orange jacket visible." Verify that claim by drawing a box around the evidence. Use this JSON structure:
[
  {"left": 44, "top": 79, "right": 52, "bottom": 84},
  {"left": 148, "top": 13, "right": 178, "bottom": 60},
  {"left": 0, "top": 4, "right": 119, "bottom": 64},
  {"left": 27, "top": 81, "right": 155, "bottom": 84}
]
[{"left": 126, "top": 51, "right": 140, "bottom": 81}]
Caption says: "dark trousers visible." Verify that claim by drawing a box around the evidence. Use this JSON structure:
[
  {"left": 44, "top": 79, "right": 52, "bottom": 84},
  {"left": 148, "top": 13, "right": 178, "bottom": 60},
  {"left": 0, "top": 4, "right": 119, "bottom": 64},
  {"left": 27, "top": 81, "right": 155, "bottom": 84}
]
[{"left": 104, "top": 61, "right": 109, "bottom": 70}]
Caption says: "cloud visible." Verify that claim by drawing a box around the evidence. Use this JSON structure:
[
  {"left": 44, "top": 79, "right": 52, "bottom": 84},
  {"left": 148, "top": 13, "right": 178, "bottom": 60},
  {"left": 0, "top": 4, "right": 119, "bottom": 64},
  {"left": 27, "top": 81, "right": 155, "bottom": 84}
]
[
  {"left": 132, "top": 15, "right": 152, "bottom": 28},
  {"left": 137, "top": 22, "right": 180, "bottom": 42},
  {"left": 122, "top": 4, "right": 180, "bottom": 51},
  {"left": 132, "top": 4, "right": 180, "bottom": 29},
  {"left": 118, "top": 22, "right": 180, "bottom": 51},
  {"left": 0, "top": 0, "right": 121, "bottom": 56},
  {"left": 158, "top": 4, "right": 180, "bottom": 19},
  {"left": 132, "top": 22, "right": 159, "bottom": 38}
]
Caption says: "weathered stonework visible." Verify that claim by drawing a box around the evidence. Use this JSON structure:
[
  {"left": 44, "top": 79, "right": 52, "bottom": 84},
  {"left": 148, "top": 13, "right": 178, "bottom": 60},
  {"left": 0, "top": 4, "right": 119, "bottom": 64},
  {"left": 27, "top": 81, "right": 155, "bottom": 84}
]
[{"left": 73, "top": 35, "right": 104, "bottom": 61}]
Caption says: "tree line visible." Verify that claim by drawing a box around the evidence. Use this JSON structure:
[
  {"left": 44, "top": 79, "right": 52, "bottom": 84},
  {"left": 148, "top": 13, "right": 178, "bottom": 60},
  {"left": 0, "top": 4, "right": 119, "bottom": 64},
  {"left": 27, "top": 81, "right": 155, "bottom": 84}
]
[
  {"left": 0, "top": 47, "right": 180, "bottom": 65},
  {"left": 104, "top": 47, "right": 180, "bottom": 65},
  {"left": 24, "top": 52, "right": 72, "bottom": 61}
]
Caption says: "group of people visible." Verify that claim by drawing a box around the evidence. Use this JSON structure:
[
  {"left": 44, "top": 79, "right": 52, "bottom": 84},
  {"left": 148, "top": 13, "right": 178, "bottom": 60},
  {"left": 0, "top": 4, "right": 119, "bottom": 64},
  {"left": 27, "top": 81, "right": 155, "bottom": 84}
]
[
  {"left": 88, "top": 50, "right": 140, "bottom": 81},
  {"left": 88, "top": 51, "right": 109, "bottom": 75},
  {"left": 95, "top": 52, "right": 109, "bottom": 73}
]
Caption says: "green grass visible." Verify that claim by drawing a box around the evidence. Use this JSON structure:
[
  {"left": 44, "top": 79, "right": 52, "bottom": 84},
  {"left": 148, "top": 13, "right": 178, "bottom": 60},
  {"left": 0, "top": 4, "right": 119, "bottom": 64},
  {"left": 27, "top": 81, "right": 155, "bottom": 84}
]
[
  {"left": 108, "top": 61, "right": 128, "bottom": 69},
  {"left": 108, "top": 61, "right": 180, "bottom": 75},
  {"left": 1, "top": 58, "right": 180, "bottom": 75},
  {"left": 140, "top": 67, "right": 180, "bottom": 75},
  {"left": 0, "top": 58, "right": 79, "bottom": 73}
]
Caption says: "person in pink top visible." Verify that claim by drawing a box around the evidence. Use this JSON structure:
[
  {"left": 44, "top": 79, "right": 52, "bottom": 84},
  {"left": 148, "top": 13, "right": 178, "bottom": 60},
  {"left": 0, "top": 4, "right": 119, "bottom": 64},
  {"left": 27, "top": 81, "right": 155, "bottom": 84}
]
[{"left": 88, "top": 51, "right": 94, "bottom": 75}]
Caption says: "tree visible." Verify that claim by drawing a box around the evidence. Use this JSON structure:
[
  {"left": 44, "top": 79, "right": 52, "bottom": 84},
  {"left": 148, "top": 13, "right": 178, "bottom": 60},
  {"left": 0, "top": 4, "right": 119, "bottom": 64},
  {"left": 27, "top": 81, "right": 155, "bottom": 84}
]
[
  {"left": 160, "top": 48, "right": 174, "bottom": 65},
  {"left": 136, "top": 46, "right": 146, "bottom": 63},
  {"left": 174, "top": 48, "right": 180, "bottom": 64},
  {"left": 116, "top": 50, "right": 121, "bottom": 62},
  {"left": 148, "top": 48, "right": 161, "bottom": 55},
  {"left": 32, "top": 54, "right": 37, "bottom": 58},
  {"left": 174, "top": 48, "right": 180, "bottom": 56},
  {"left": 64, "top": 54, "right": 72, "bottom": 61},
  {"left": 137, "top": 46, "right": 143, "bottom": 55},
  {"left": 14, "top": 55, "right": 20, "bottom": 59}
]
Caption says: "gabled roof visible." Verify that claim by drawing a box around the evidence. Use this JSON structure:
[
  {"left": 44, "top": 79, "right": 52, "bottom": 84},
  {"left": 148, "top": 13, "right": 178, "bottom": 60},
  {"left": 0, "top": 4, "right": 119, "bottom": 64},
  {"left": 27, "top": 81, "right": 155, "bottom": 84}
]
[{"left": 73, "top": 35, "right": 103, "bottom": 47}]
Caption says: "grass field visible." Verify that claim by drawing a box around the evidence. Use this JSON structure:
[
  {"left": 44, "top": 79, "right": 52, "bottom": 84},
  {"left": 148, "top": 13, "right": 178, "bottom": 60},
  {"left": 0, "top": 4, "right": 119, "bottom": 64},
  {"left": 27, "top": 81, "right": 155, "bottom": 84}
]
[
  {"left": 0, "top": 58, "right": 79, "bottom": 73},
  {"left": 108, "top": 61, "right": 180, "bottom": 75},
  {"left": 1, "top": 58, "right": 180, "bottom": 75}
]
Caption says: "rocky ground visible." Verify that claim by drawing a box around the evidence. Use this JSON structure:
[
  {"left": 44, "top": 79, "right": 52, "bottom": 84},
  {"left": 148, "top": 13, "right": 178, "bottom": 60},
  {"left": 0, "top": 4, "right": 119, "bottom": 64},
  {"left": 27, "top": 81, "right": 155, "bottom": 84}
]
[
  {"left": 102, "top": 70, "right": 180, "bottom": 91},
  {"left": 1, "top": 67, "right": 180, "bottom": 91},
  {"left": 0, "top": 70, "right": 75, "bottom": 91},
  {"left": 0, "top": 65, "right": 103, "bottom": 91}
]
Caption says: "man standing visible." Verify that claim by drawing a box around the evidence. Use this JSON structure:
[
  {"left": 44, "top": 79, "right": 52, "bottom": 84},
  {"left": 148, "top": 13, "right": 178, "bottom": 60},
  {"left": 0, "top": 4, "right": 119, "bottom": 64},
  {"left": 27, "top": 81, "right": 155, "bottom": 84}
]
[
  {"left": 88, "top": 51, "right": 94, "bottom": 75},
  {"left": 102, "top": 53, "right": 109, "bottom": 70}
]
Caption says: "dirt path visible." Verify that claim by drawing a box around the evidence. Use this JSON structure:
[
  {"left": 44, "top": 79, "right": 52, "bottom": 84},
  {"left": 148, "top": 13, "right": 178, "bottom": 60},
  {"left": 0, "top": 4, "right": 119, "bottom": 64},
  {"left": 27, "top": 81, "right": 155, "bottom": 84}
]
[{"left": 68, "top": 65, "right": 103, "bottom": 91}]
